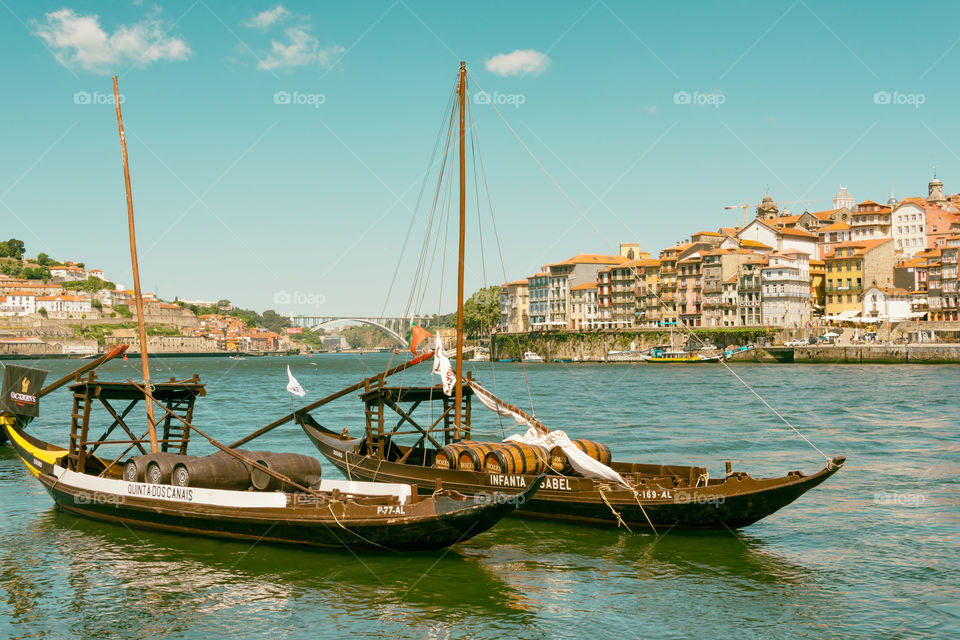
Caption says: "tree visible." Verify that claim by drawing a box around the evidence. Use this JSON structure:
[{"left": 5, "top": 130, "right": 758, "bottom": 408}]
[
  {"left": 260, "top": 309, "right": 291, "bottom": 333},
  {"left": 462, "top": 285, "right": 502, "bottom": 338},
  {"left": 35, "top": 252, "right": 55, "bottom": 266},
  {"left": 3, "top": 239, "right": 25, "bottom": 259}
]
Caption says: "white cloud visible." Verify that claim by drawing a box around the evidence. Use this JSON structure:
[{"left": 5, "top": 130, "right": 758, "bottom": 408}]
[
  {"left": 33, "top": 8, "right": 190, "bottom": 73},
  {"left": 244, "top": 5, "right": 291, "bottom": 29},
  {"left": 257, "top": 26, "right": 345, "bottom": 71},
  {"left": 642, "top": 105, "right": 657, "bottom": 113},
  {"left": 484, "top": 49, "right": 550, "bottom": 77}
]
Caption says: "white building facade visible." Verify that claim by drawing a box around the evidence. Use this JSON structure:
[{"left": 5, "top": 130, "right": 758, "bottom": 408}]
[
  {"left": 891, "top": 200, "right": 928, "bottom": 257},
  {"left": 761, "top": 252, "right": 812, "bottom": 327}
]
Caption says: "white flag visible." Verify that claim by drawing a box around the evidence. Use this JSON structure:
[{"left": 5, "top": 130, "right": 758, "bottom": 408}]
[
  {"left": 286, "top": 365, "right": 306, "bottom": 397},
  {"left": 431, "top": 335, "right": 457, "bottom": 396}
]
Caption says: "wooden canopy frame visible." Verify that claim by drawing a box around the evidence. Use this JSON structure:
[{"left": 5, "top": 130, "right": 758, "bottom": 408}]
[
  {"left": 359, "top": 372, "right": 474, "bottom": 462},
  {"left": 66, "top": 371, "right": 205, "bottom": 473}
]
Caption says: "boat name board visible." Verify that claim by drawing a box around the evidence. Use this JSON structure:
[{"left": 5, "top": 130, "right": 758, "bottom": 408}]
[
  {"left": 53, "top": 466, "right": 287, "bottom": 509},
  {"left": 487, "top": 474, "right": 527, "bottom": 488},
  {"left": 127, "top": 483, "right": 195, "bottom": 501},
  {"left": 541, "top": 476, "right": 573, "bottom": 491},
  {"left": 376, "top": 505, "right": 405, "bottom": 515},
  {"left": 636, "top": 489, "right": 673, "bottom": 500}
]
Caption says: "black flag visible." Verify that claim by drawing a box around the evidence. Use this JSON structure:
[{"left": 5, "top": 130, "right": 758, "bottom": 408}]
[{"left": 0, "top": 365, "right": 49, "bottom": 418}]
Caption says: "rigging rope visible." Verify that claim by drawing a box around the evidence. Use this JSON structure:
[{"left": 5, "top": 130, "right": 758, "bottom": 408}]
[{"left": 465, "top": 68, "right": 829, "bottom": 463}]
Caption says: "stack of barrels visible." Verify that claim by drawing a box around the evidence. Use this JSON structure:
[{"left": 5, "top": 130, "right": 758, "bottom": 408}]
[
  {"left": 549, "top": 439, "right": 611, "bottom": 474},
  {"left": 124, "top": 449, "right": 323, "bottom": 491},
  {"left": 433, "top": 438, "right": 612, "bottom": 477}
]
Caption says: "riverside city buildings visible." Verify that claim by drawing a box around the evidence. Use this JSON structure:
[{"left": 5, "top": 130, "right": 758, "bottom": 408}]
[{"left": 496, "top": 177, "right": 960, "bottom": 333}]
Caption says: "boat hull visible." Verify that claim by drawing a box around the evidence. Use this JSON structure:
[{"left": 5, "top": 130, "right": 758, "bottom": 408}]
[
  {"left": 302, "top": 420, "right": 844, "bottom": 531},
  {"left": 3, "top": 421, "right": 535, "bottom": 552}
]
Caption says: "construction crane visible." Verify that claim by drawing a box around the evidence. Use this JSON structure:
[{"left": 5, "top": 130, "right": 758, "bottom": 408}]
[{"left": 724, "top": 198, "right": 814, "bottom": 227}]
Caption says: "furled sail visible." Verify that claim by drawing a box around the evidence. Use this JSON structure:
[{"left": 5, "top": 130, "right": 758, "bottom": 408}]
[{"left": 467, "top": 379, "right": 628, "bottom": 488}]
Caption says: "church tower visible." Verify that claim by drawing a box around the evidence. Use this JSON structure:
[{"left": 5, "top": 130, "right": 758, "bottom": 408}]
[
  {"left": 833, "top": 185, "right": 855, "bottom": 210},
  {"left": 928, "top": 173, "right": 946, "bottom": 204},
  {"left": 755, "top": 193, "right": 779, "bottom": 221}
]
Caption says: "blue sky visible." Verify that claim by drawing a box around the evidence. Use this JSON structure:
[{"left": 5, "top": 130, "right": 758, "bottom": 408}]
[{"left": 1, "top": 1, "right": 958, "bottom": 315}]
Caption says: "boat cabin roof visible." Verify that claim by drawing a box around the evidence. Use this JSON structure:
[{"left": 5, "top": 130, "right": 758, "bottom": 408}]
[
  {"left": 359, "top": 384, "right": 472, "bottom": 404},
  {"left": 68, "top": 377, "right": 206, "bottom": 401}
]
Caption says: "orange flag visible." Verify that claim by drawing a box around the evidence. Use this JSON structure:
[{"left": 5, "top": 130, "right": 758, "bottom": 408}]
[{"left": 409, "top": 325, "right": 430, "bottom": 353}]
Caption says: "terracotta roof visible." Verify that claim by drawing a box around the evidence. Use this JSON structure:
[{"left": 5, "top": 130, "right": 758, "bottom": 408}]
[
  {"left": 724, "top": 274, "right": 738, "bottom": 283},
  {"left": 870, "top": 286, "right": 910, "bottom": 296},
  {"left": 772, "top": 214, "right": 801, "bottom": 225},
  {"left": 779, "top": 227, "right": 817, "bottom": 238},
  {"left": 824, "top": 238, "right": 892, "bottom": 258},
  {"left": 692, "top": 231, "right": 722, "bottom": 237},
  {"left": 818, "top": 221, "right": 851, "bottom": 232},
  {"left": 571, "top": 282, "right": 598, "bottom": 290},
  {"left": 719, "top": 227, "right": 740, "bottom": 237},
  {"left": 810, "top": 208, "right": 841, "bottom": 221},
  {"left": 502, "top": 279, "right": 529, "bottom": 287},
  {"left": 738, "top": 239, "right": 773, "bottom": 249},
  {"left": 564, "top": 254, "right": 628, "bottom": 265}
]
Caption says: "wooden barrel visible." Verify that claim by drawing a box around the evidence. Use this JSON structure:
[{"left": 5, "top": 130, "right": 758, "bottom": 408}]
[
  {"left": 549, "top": 439, "right": 612, "bottom": 474},
  {"left": 484, "top": 443, "right": 549, "bottom": 475},
  {"left": 125, "top": 452, "right": 187, "bottom": 483},
  {"left": 457, "top": 443, "right": 497, "bottom": 472},
  {"left": 434, "top": 440, "right": 477, "bottom": 470},
  {"left": 171, "top": 454, "right": 253, "bottom": 490},
  {"left": 250, "top": 452, "right": 323, "bottom": 491}
]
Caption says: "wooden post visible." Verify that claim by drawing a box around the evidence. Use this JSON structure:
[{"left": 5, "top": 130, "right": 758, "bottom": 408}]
[
  {"left": 113, "top": 76, "right": 158, "bottom": 454},
  {"left": 454, "top": 61, "right": 466, "bottom": 438}
]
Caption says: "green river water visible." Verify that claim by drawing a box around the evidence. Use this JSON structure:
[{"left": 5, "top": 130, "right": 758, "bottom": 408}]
[{"left": 0, "top": 354, "right": 955, "bottom": 639}]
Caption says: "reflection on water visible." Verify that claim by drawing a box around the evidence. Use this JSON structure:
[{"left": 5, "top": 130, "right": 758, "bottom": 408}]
[{"left": 0, "top": 356, "right": 956, "bottom": 639}]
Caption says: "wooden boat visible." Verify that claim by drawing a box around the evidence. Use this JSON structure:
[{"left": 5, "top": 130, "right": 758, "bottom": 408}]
[
  {"left": 299, "top": 383, "right": 844, "bottom": 531},
  {"left": 0, "top": 75, "right": 534, "bottom": 553},
  {"left": 293, "top": 63, "right": 846, "bottom": 532},
  {"left": 1, "top": 365, "right": 537, "bottom": 551}
]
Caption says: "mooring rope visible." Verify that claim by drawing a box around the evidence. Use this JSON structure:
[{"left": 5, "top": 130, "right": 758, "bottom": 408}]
[
  {"left": 598, "top": 486, "right": 632, "bottom": 533},
  {"left": 327, "top": 502, "right": 394, "bottom": 552},
  {"left": 631, "top": 490, "right": 659, "bottom": 536}
]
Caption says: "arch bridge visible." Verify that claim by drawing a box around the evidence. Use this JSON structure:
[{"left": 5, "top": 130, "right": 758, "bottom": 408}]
[{"left": 288, "top": 315, "right": 409, "bottom": 347}]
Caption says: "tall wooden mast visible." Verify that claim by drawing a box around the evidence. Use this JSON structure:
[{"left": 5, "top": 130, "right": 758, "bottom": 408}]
[
  {"left": 454, "top": 61, "right": 466, "bottom": 435},
  {"left": 113, "top": 76, "right": 159, "bottom": 453}
]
